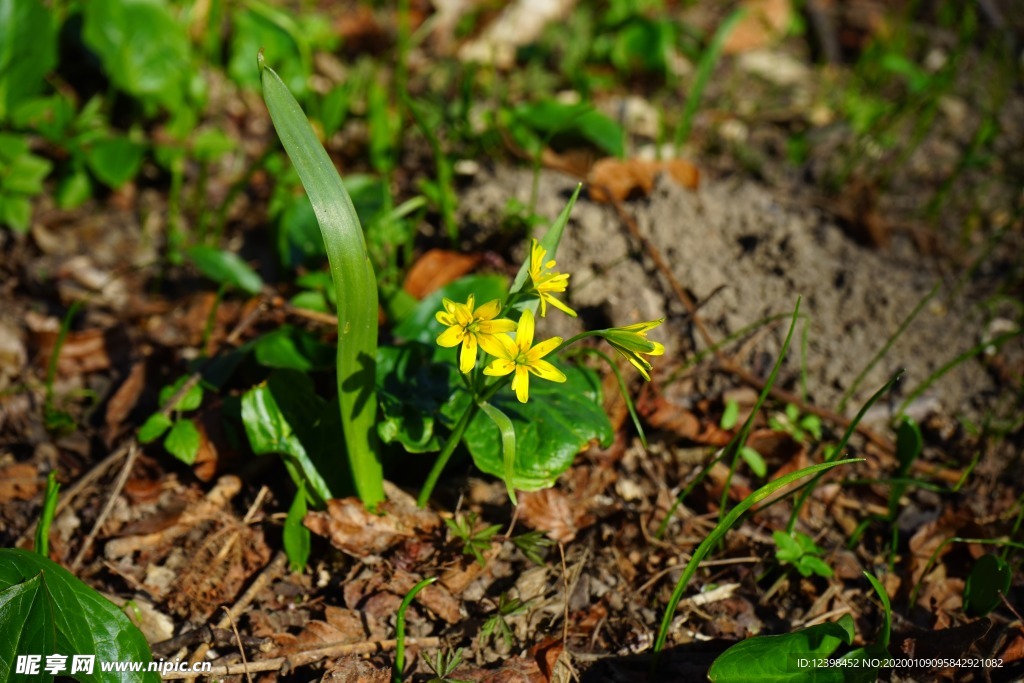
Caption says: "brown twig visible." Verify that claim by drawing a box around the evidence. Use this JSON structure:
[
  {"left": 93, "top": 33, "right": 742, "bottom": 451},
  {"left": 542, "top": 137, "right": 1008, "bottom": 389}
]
[
  {"left": 70, "top": 442, "right": 140, "bottom": 570},
  {"left": 159, "top": 637, "right": 442, "bottom": 679},
  {"left": 180, "top": 551, "right": 289, "bottom": 679}
]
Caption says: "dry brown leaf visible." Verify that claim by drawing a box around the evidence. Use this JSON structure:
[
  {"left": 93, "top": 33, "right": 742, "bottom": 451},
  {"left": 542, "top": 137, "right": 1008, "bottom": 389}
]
[
  {"left": 588, "top": 158, "right": 700, "bottom": 203},
  {"left": 104, "top": 360, "right": 146, "bottom": 441},
  {"left": 320, "top": 656, "right": 391, "bottom": 683},
  {"left": 29, "top": 321, "right": 116, "bottom": 377},
  {"left": 304, "top": 497, "right": 441, "bottom": 558},
  {"left": 0, "top": 463, "right": 41, "bottom": 503},
  {"left": 998, "top": 630, "right": 1024, "bottom": 665},
  {"left": 518, "top": 488, "right": 590, "bottom": 544},
  {"left": 390, "top": 570, "right": 462, "bottom": 624},
  {"left": 722, "top": 0, "right": 793, "bottom": 55},
  {"left": 403, "top": 249, "right": 483, "bottom": 299}
]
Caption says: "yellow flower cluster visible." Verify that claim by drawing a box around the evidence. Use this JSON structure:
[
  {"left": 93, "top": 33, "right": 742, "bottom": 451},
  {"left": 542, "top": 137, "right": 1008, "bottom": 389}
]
[{"left": 435, "top": 239, "right": 664, "bottom": 402}]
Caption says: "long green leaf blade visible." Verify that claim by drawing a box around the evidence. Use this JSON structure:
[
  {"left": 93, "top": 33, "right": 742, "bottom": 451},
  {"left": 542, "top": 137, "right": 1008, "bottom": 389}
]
[{"left": 260, "top": 53, "right": 384, "bottom": 507}]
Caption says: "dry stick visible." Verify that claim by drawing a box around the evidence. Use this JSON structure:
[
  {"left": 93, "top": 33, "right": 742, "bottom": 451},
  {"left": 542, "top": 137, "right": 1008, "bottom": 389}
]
[
  {"left": 160, "top": 638, "right": 442, "bottom": 680},
  {"left": 603, "top": 192, "right": 895, "bottom": 455},
  {"left": 61, "top": 295, "right": 269, "bottom": 565},
  {"left": 70, "top": 442, "right": 140, "bottom": 571},
  {"left": 181, "top": 551, "right": 289, "bottom": 677}
]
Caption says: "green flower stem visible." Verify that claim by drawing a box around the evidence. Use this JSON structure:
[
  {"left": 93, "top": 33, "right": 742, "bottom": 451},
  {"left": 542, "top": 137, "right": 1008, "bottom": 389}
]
[{"left": 418, "top": 381, "right": 504, "bottom": 508}]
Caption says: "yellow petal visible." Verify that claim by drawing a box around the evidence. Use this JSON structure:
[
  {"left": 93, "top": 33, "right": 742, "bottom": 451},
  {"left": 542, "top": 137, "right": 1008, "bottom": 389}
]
[
  {"left": 435, "top": 310, "right": 456, "bottom": 326},
  {"left": 475, "top": 298, "right": 503, "bottom": 320},
  {"left": 517, "top": 309, "right": 535, "bottom": 349},
  {"left": 648, "top": 341, "right": 665, "bottom": 356},
  {"left": 483, "top": 358, "right": 516, "bottom": 377},
  {"left": 436, "top": 325, "right": 464, "bottom": 348},
  {"left": 545, "top": 295, "right": 577, "bottom": 318},
  {"left": 526, "top": 336, "right": 562, "bottom": 361},
  {"left": 459, "top": 334, "right": 478, "bottom": 373},
  {"left": 512, "top": 365, "right": 530, "bottom": 403},
  {"left": 477, "top": 318, "right": 516, "bottom": 335},
  {"left": 527, "top": 359, "right": 566, "bottom": 383},
  {"left": 477, "top": 333, "right": 512, "bottom": 359}
]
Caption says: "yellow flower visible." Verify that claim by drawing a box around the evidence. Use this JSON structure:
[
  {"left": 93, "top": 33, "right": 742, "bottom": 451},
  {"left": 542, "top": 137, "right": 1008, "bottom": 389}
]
[
  {"left": 483, "top": 309, "right": 566, "bottom": 403},
  {"left": 436, "top": 295, "right": 517, "bottom": 373},
  {"left": 529, "top": 239, "right": 576, "bottom": 318},
  {"left": 599, "top": 319, "right": 665, "bottom": 381}
]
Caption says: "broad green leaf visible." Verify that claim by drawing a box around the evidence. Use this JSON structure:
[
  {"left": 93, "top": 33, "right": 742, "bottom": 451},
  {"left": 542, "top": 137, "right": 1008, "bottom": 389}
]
[
  {"left": 0, "top": 0, "right": 56, "bottom": 119},
  {"left": 137, "top": 413, "right": 172, "bottom": 443},
  {"left": 0, "top": 548, "right": 159, "bottom": 683},
  {"left": 164, "top": 418, "right": 200, "bottom": 464},
  {"left": 964, "top": 554, "right": 1011, "bottom": 616},
  {"left": 708, "top": 614, "right": 855, "bottom": 682},
  {"left": 253, "top": 326, "right": 334, "bottom": 371},
  {"left": 376, "top": 343, "right": 455, "bottom": 453},
  {"left": 82, "top": 0, "right": 190, "bottom": 111},
  {"left": 186, "top": 245, "right": 264, "bottom": 295},
  {"left": 240, "top": 372, "right": 343, "bottom": 505},
  {"left": 284, "top": 482, "right": 310, "bottom": 572},
  {"left": 461, "top": 364, "right": 613, "bottom": 491},
  {"left": 262, "top": 55, "right": 383, "bottom": 507},
  {"left": 0, "top": 575, "right": 55, "bottom": 683},
  {"left": 83, "top": 137, "right": 145, "bottom": 189},
  {"left": 393, "top": 274, "right": 509, "bottom": 345}
]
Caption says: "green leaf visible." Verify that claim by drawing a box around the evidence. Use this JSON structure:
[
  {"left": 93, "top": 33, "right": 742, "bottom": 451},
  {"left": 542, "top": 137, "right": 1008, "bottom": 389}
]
[
  {"left": 509, "top": 185, "right": 581, "bottom": 297},
  {"left": 461, "top": 364, "right": 613, "bottom": 491},
  {"left": 82, "top": 0, "right": 190, "bottom": 110},
  {"left": 164, "top": 418, "right": 200, "bottom": 464},
  {"left": 721, "top": 399, "right": 740, "bottom": 430},
  {"left": 740, "top": 446, "right": 767, "bottom": 477},
  {"left": 0, "top": 194, "right": 31, "bottom": 232},
  {"left": 375, "top": 343, "right": 456, "bottom": 453},
  {"left": 0, "top": 548, "right": 159, "bottom": 682},
  {"left": 478, "top": 401, "right": 518, "bottom": 505},
  {"left": 186, "top": 245, "right": 264, "bottom": 295},
  {"left": 230, "top": 6, "right": 308, "bottom": 97},
  {"left": 2, "top": 145, "right": 51, "bottom": 195},
  {"left": 35, "top": 472, "right": 60, "bottom": 558},
  {"left": 0, "top": 574, "right": 56, "bottom": 683},
  {"left": 773, "top": 531, "right": 802, "bottom": 563},
  {"left": 261, "top": 55, "right": 383, "bottom": 507},
  {"left": 240, "top": 372, "right": 341, "bottom": 506},
  {"left": 137, "top": 413, "right": 172, "bottom": 443},
  {"left": 0, "top": 0, "right": 56, "bottom": 120},
  {"left": 83, "top": 137, "right": 145, "bottom": 189},
  {"left": 514, "top": 101, "right": 624, "bottom": 157},
  {"left": 253, "top": 326, "right": 334, "bottom": 371},
  {"left": 708, "top": 613, "right": 855, "bottom": 683},
  {"left": 283, "top": 483, "right": 310, "bottom": 572},
  {"left": 393, "top": 274, "right": 508, "bottom": 345},
  {"left": 56, "top": 169, "right": 93, "bottom": 209},
  {"left": 964, "top": 554, "right": 1011, "bottom": 616},
  {"left": 158, "top": 377, "right": 204, "bottom": 412},
  {"left": 894, "top": 417, "right": 922, "bottom": 474}
]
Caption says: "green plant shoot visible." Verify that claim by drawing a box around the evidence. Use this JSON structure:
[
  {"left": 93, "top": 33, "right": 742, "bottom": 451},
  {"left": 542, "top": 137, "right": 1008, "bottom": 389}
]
[{"left": 260, "top": 52, "right": 384, "bottom": 507}]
